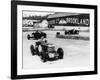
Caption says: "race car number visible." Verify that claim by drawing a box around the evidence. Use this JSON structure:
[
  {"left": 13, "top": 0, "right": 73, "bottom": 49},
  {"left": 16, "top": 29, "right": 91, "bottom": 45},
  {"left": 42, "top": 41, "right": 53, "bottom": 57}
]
[{"left": 49, "top": 53, "right": 55, "bottom": 58}]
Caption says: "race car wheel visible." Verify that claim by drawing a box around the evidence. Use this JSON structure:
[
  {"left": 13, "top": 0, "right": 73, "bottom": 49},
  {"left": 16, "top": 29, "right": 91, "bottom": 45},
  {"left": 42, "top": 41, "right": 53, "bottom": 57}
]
[
  {"left": 36, "top": 45, "right": 42, "bottom": 56},
  {"left": 65, "top": 30, "right": 69, "bottom": 35},
  {"left": 56, "top": 32, "right": 60, "bottom": 35},
  {"left": 41, "top": 52, "right": 47, "bottom": 62},
  {"left": 35, "top": 47, "right": 39, "bottom": 56},
  {"left": 27, "top": 34, "right": 30, "bottom": 40},
  {"left": 41, "top": 57, "right": 46, "bottom": 62},
  {"left": 57, "top": 48, "right": 64, "bottom": 59},
  {"left": 56, "top": 32, "right": 60, "bottom": 37},
  {"left": 30, "top": 45, "right": 35, "bottom": 55},
  {"left": 76, "top": 30, "right": 79, "bottom": 34},
  {"left": 44, "top": 33, "right": 47, "bottom": 38}
]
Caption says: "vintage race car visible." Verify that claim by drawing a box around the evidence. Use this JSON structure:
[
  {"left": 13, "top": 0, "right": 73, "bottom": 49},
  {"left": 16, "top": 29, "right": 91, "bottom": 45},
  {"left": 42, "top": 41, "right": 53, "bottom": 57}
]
[
  {"left": 56, "top": 29, "right": 89, "bottom": 40},
  {"left": 30, "top": 40, "right": 64, "bottom": 62},
  {"left": 56, "top": 29, "right": 79, "bottom": 37},
  {"left": 64, "top": 29, "right": 79, "bottom": 35},
  {"left": 27, "top": 30, "right": 47, "bottom": 40}
]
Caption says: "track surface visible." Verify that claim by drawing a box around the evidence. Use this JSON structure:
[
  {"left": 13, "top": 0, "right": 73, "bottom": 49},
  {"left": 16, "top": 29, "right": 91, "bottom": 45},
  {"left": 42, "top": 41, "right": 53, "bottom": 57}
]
[{"left": 23, "top": 31, "right": 90, "bottom": 69}]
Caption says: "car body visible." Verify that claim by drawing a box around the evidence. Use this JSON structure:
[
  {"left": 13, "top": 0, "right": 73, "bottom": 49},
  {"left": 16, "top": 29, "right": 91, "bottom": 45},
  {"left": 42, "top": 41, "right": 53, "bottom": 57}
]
[
  {"left": 56, "top": 29, "right": 79, "bottom": 38},
  {"left": 56, "top": 29, "right": 89, "bottom": 40},
  {"left": 27, "top": 30, "right": 47, "bottom": 40},
  {"left": 30, "top": 40, "right": 64, "bottom": 62},
  {"left": 56, "top": 29, "right": 79, "bottom": 37},
  {"left": 64, "top": 29, "right": 79, "bottom": 35}
]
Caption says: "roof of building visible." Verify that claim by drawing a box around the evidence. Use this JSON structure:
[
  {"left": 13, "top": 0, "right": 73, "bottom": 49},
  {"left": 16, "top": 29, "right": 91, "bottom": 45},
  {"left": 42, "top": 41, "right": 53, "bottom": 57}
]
[{"left": 47, "top": 12, "right": 80, "bottom": 19}]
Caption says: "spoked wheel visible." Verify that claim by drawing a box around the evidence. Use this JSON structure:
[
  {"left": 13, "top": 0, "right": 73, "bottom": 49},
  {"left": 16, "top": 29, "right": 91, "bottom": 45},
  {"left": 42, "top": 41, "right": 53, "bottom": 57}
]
[
  {"left": 27, "top": 34, "right": 30, "bottom": 40},
  {"left": 30, "top": 45, "right": 35, "bottom": 55},
  {"left": 57, "top": 48, "right": 64, "bottom": 59}
]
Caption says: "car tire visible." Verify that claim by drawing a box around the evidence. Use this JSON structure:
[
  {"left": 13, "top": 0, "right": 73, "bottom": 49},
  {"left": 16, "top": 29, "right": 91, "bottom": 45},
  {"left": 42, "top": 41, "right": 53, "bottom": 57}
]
[
  {"left": 41, "top": 53, "right": 46, "bottom": 62},
  {"left": 30, "top": 45, "right": 35, "bottom": 55},
  {"left": 27, "top": 34, "right": 30, "bottom": 40},
  {"left": 77, "top": 30, "right": 79, "bottom": 34},
  {"left": 44, "top": 33, "right": 47, "bottom": 38},
  {"left": 65, "top": 30, "right": 68, "bottom": 35},
  {"left": 42, "top": 58, "right": 46, "bottom": 62},
  {"left": 56, "top": 32, "right": 60, "bottom": 37},
  {"left": 57, "top": 48, "right": 64, "bottom": 59}
]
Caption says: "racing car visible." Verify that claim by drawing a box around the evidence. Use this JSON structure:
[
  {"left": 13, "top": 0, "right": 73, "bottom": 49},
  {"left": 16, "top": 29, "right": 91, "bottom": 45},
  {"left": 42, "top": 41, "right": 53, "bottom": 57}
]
[
  {"left": 27, "top": 30, "right": 47, "bottom": 40},
  {"left": 64, "top": 29, "right": 79, "bottom": 35},
  {"left": 56, "top": 29, "right": 79, "bottom": 37},
  {"left": 30, "top": 40, "right": 64, "bottom": 62}
]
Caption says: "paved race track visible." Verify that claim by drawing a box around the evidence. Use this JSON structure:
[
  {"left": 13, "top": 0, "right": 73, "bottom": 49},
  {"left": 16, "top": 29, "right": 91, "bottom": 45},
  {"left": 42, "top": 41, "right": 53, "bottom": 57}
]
[{"left": 22, "top": 31, "right": 90, "bottom": 70}]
